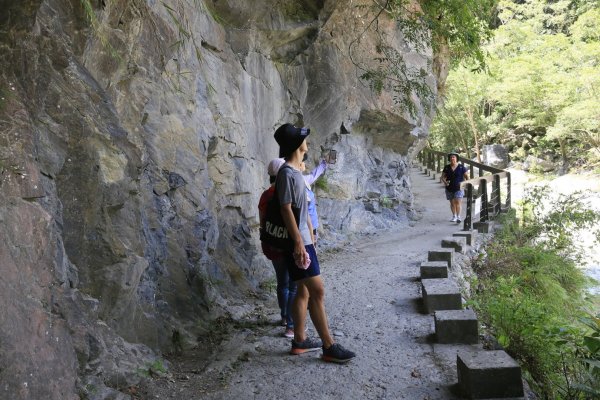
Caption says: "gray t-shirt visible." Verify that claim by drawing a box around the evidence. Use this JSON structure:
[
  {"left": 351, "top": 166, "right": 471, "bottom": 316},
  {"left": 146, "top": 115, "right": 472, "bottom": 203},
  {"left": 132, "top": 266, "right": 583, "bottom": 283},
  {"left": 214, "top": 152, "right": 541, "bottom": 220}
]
[{"left": 276, "top": 164, "right": 313, "bottom": 246}]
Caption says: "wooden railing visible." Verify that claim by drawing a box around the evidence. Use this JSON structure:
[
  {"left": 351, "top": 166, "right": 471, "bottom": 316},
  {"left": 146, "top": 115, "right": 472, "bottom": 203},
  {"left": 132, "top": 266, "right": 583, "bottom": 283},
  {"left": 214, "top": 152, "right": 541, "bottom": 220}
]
[{"left": 417, "top": 149, "right": 512, "bottom": 231}]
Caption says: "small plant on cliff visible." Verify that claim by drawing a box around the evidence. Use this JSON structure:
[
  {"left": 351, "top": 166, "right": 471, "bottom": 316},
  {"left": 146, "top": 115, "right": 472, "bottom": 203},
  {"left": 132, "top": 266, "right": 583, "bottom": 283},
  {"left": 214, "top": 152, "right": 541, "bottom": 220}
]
[
  {"left": 314, "top": 175, "right": 328, "bottom": 192},
  {"left": 79, "top": 0, "right": 122, "bottom": 61}
]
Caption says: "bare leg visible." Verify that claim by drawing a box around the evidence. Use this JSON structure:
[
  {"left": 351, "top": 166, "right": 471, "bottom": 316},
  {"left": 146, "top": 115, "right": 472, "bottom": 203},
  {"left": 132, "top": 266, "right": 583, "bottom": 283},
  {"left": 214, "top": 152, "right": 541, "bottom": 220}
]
[
  {"left": 295, "top": 276, "right": 334, "bottom": 348},
  {"left": 452, "top": 198, "right": 461, "bottom": 217},
  {"left": 292, "top": 284, "right": 309, "bottom": 342}
]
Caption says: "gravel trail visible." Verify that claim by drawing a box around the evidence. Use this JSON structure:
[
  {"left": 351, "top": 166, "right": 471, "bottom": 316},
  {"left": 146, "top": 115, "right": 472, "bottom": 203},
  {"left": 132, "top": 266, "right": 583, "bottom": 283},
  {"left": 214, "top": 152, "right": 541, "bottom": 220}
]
[{"left": 140, "top": 167, "right": 472, "bottom": 399}]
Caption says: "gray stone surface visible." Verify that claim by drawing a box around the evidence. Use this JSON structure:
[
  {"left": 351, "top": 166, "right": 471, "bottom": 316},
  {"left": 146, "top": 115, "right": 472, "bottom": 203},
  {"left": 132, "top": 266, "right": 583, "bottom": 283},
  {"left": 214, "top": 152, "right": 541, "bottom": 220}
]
[
  {"left": 0, "top": 0, "right": 444, "bottom": 397},
  {"left": 420, "top": 261, "right": 448, "bottom": 279},
  {"left": 474, "top": 221, "right": 495, "bottom": 233},
  {"left": 453, "top": 230, "right": 477, "bottom": 246},
  {"left": 428, "top": 248, "right": 454, "bottom": 268},
  {"left": 422, "top": 278, "right": 462, "bottom": 313},
  {"left": 457, "top": 350, "right": 524, "bottom": 399},
  {"left": 441, "top": 236, "right": 467, "bottom": 253},
  {"left": 482, "top": 144, "right": 509, "bottom": 169},
  {"left": 435, "top": 309, "right": 478, "bottom": 344}
]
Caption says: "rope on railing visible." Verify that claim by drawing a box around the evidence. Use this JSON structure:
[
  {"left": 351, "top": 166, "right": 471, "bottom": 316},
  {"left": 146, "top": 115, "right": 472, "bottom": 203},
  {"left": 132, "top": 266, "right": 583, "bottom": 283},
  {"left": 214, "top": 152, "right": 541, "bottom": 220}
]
[{"left": 416, "top": 149, "right": 512, "bottom": 231}]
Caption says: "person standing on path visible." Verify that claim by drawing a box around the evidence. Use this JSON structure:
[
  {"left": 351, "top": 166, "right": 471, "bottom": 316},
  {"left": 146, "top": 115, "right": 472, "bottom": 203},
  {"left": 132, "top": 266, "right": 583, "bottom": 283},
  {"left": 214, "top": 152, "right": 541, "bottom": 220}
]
[
  {"left": 300, "top": 158, "right": 327, "bottom": 244},
  {"left": 274, "top": 123, "right": 356, "bottom": 363},
  {"left": 441, "top": 151, "right": 469, "bottom": 223},
  {"left": 258, "top": 158, "right": 298, "bottom": 338}
]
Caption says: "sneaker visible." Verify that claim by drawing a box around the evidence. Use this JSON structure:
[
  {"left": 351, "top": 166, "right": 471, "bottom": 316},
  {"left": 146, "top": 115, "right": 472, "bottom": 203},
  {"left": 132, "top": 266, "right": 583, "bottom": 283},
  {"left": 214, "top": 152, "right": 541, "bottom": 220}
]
[
  {"left": 450, "top": 216, "right": 457, "bottom": 222},
  {"left": 321, "top": 343, "right": 356, "bottom": 363},
  {"left": 290, "top": 337, "right": 322, "bottom": 355},
  {"left": 283, "top": 328, "right": 294, "bottom": 338},
  {"left": 456, "top": 216, "right": 462, "bottom": 223}
]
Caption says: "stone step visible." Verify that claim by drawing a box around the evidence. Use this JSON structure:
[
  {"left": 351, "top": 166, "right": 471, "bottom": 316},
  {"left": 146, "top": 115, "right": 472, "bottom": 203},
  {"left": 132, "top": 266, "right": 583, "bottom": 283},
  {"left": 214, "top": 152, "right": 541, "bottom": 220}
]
[
  {"left": 441, "top": 236, "right": 467, "bottom": 254},
  {"left": 453, "top": 230, "right": 477, "bottom": 246},
  {"left": 473, "top": 221, "right": 495, "bottom": 234},
  {"left": 427, "top": 248, "right": 454, "bottom": 268},
  {"left": 435, "top": 309, "right": 478, "bottom": 344},
  {"left": 421, "top": 278, "right": 462, "bottom": 313},
  {"left": 420, "top": 261, "right": 448, "bottom": 279},
  {"left": 457, "top": 350, "right": 524, "bottom": 399}
]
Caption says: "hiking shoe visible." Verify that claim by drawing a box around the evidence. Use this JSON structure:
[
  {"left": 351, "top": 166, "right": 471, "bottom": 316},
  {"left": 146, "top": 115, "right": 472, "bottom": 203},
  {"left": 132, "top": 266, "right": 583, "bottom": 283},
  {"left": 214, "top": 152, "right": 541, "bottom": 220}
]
[
  {"left": 290, "top": 338, "right": 322, "bottom": 355},
  {"left": 283, "top": 328, "right": 294, "bottom": 338},
  {"left": 321, "top": 343, "right": 356, "bottom": 363}
]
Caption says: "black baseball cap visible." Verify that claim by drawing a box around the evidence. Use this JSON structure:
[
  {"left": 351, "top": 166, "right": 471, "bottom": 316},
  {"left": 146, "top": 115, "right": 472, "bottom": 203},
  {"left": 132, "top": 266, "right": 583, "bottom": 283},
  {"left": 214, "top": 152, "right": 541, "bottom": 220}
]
[{"left": 274, "top": 123, "right": 310, "bottom": 158}]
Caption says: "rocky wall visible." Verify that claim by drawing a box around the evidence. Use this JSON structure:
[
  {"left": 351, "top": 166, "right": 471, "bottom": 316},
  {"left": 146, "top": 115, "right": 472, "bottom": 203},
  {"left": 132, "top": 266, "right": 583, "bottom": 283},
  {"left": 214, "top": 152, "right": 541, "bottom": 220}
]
[{"left": 0, "top": 0, "right": 439, "bottom": 397}]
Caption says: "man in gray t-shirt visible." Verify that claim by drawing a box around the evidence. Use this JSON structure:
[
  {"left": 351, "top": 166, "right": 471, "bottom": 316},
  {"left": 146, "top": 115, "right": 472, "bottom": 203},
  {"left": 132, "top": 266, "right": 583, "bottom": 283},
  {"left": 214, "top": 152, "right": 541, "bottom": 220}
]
[
  {"left": 273, "top": 123, "right": 355, "bottom": 363},
  {"left": 276, "top": 165, "right": 312, "bottom": 248}
]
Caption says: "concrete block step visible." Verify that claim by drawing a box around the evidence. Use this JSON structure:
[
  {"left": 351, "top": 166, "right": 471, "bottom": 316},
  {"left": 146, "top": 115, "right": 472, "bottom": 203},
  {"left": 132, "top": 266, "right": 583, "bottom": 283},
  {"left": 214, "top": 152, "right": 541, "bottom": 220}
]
[
  {"left": 435, "top": 309, "right": 478, "bottom": 344},
  {"left": 441, "top": 236, "right": 467, "bottom": 254},
  {"left": 428, "top": 248, "right": 454, "bottom": 268},
  {"left": 422, "top": 278, "right": 462, "bottom": 313},
  {"left": 457, "top": 350, "right": 524, "bottom": 399},
  {"left": 453, "top": 230, "right": 477, "bottom": 246},
  {"left": 420, "top": 261, "right": 448, "bottom": 279},
  {"left": 473, "top": 221, "right": 495, "bottom": 234}
]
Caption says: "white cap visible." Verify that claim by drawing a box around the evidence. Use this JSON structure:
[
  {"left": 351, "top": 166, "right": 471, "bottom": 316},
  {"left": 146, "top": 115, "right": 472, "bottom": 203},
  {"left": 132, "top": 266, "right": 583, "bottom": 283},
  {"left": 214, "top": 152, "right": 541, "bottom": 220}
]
[{"left": 267, "top": 158, "right": 286, "bottom": 177}]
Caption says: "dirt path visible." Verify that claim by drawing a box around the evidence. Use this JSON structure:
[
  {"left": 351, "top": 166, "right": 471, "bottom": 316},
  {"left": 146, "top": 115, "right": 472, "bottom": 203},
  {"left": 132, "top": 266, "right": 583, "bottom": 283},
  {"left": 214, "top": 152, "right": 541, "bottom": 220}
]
[{"left": 139, "top": 167, "right": 473, "bottom": 399}]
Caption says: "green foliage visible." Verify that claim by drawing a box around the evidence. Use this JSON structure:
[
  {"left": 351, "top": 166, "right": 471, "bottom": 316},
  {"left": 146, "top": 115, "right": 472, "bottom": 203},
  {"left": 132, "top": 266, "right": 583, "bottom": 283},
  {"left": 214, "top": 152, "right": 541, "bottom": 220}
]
[
  {"left": 471, "top": 192, "right": 600, "bottom": 398},
  {"left": 136, "top": 359, "right": 168, "bottom": 378},
  {"left": 352, "top": 0, "right": 496, "bottom": 117},
  {"left": 314, "top": 175, "right": 328, "bottom": 192},
  {"left": 380, "top": 196, "right": 394, "bottom": 208},
  {"left": 79, "top": 0, "right": 122, "bottom": 61},
  {"left": 520, "top": 185, "right": 600, "bottom": 262},
  {"left": 430, "top": 0, "right": 600, "bottom": 171}
]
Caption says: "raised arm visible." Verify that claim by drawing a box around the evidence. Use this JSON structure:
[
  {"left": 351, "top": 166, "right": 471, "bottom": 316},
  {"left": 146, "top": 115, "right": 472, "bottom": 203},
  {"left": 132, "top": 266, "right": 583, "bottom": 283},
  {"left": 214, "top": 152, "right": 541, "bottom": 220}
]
[{"left": 303, "top": 159, "right": 327, "bottom": 186}]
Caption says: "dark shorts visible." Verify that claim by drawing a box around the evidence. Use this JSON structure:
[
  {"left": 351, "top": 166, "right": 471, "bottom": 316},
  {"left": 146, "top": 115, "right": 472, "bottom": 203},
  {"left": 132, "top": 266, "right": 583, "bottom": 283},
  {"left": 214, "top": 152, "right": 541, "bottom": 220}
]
[
  {"left": 286, "top": 244, "right": 321, "bottom": 282},
  {"left": 445, "top": 189, "right": 464, "bottom": 200}
]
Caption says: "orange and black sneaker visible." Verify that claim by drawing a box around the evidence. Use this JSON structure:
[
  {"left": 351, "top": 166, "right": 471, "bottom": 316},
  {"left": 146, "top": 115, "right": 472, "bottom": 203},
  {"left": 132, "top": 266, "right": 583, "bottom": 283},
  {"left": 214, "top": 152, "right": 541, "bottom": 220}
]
[
  {"left": 290, "top": 338, "right": 322, "bottom": 355},
  {"left": 321, "top": 343, "right": 356, "bottom": 363}
]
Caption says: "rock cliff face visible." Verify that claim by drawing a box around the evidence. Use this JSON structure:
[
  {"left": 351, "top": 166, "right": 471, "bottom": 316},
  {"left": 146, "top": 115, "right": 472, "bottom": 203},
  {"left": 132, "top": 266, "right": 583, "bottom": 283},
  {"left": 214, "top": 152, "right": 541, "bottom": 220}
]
[{"left": 0, "top": 0, "right": 442, "bottom": 397}]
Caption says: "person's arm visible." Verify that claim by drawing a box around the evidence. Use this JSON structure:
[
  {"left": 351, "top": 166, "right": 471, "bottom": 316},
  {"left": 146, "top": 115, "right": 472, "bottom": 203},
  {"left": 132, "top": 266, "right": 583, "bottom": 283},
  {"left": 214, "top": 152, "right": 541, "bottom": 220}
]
[
  {"left": 307, "top": 211, "right": 315, "bottom": 246},
  {"left": 281, "top": 203, "right": 308, "bottom": 265},
  {"left": 441, "top": 166, "right": 449, "bottom": 187},
  {"left": 303, "top": 160, "right": 327, "bottom": 186}
]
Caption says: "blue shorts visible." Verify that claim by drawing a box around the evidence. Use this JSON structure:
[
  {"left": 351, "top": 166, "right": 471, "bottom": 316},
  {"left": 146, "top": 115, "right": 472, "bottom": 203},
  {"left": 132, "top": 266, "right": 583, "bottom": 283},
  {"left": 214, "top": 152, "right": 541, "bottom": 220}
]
[
  {"left": 285, "top": 244, "right": 321, "bottom": 282},
  {"left": 446, "top": 189, "right": 464, "bottom": 200}
]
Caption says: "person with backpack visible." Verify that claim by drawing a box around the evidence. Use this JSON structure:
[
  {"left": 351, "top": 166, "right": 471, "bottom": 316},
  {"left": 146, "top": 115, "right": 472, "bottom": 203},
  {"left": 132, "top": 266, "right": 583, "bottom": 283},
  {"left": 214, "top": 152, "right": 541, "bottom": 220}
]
[
  {"left": 441, "top": 151, "right": 470, "bottom": 223},
  {"left": 258, "top": 158, "right": 297, "bottom": 338},
  {"left": 269, "top": 123, "right": 355, "bottom": 363}
]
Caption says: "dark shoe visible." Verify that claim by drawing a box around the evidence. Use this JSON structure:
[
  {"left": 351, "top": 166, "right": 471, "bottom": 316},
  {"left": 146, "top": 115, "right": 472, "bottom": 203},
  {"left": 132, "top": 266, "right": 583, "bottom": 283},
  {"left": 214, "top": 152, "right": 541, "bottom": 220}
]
[
  {"left": 321, "top": 343, "right": 356, "bottom": 363},
  {"left": 290, "top": 337, "right": 322, "bottom": 355},
  {"left": 456, "top": 216, "right": 462, "bottom": 223}
]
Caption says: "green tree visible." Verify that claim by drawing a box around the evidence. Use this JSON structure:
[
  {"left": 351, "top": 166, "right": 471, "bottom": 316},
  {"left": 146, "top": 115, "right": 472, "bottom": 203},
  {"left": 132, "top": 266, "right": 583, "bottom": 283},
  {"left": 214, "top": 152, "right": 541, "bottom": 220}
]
[{"left": 430, "top": 0, "right": 600, "bottom": 171}]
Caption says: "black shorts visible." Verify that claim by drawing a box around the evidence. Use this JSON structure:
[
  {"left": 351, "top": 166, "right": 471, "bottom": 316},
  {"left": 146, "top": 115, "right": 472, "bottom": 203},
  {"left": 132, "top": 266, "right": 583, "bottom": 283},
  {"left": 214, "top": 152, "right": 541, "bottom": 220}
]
[{"left": 286, "top": 244, "right": 321, "bottom": 282}]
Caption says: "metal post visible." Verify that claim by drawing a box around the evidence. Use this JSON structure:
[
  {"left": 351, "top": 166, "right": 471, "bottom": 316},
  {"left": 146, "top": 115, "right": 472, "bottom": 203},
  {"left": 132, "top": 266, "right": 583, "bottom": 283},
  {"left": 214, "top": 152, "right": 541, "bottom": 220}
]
[
  {"left": 464, "top": 183, "right": 473, "bottom": 231},
  {"left": 480, "top": 178, "right": 489, "bottom": 222},
  {"left": 506, "top": 172, "right": 511, "bottom": 210},
  {"left": 494, "top": 174, "right": 501, "bottom": 216}
]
